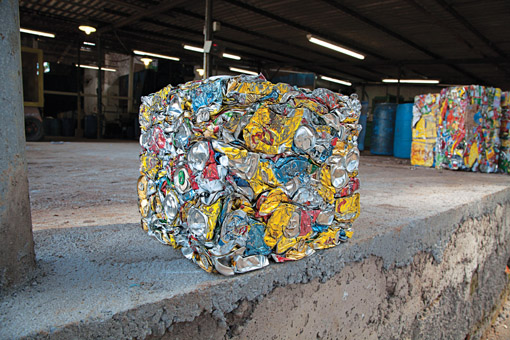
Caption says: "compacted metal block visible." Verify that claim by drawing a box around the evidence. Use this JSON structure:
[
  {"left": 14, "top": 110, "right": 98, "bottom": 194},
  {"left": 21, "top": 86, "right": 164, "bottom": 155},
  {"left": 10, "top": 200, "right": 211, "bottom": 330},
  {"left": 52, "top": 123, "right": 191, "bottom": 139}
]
[{"left": 138, "top": 74, "right": 361, "bottom": 275}]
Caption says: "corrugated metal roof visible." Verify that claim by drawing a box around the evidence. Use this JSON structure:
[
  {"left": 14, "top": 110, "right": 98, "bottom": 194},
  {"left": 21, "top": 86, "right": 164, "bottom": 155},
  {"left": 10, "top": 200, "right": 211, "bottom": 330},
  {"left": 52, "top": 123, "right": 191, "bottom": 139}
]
[{"left": 18, "top": 0, "right": 510, "bottom": 88}]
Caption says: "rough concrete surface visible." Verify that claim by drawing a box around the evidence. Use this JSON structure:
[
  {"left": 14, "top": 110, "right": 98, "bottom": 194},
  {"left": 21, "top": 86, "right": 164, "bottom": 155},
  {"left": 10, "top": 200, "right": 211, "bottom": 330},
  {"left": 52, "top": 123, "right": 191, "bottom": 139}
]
[
  {"left": 1, "top": 142, "right": 510, "bottom": 339},
  {"left": 485, "top": 288, "right": 510, "bottom": 340},
  {"left": 0, "top": 0, "right": 36, "bottom": 289}
]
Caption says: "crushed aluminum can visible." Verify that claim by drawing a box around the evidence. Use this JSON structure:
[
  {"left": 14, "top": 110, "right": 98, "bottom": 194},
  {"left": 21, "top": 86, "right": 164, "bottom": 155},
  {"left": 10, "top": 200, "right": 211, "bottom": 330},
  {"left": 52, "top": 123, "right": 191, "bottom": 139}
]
[{"left": 138, "top": 74, "right": 361, "bottom": 275}]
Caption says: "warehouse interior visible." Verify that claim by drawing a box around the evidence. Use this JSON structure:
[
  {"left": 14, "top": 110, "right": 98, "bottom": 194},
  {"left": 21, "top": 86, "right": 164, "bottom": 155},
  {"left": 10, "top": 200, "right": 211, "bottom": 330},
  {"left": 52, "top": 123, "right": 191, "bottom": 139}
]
[
  {"left": 18, "top": 0, "right": 510, "bottom": 140},
  {"left": 3, "top": 1, "right": 510, "bottom": 339}
]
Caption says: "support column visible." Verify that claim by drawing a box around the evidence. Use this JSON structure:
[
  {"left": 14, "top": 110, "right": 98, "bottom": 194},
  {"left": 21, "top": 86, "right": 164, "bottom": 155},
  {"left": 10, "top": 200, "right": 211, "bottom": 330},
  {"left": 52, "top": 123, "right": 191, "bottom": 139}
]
[
  {"left": 127, "top": 55, "right": 134, "bottom": 115},
  {"left": 0, "top": 0, "right": 36, "bottom": 289},
  {"left": 396, "top": 64, "right": 401, "bottom": 105},
  {"left": 203, "top": 0, "right": 212, "bottom": 78},
  {"left": 96, "top": 36, "right": 102, "bottom": 139},
  {"left": 76, "top": 41, "right": 83, "bottom": 137}
]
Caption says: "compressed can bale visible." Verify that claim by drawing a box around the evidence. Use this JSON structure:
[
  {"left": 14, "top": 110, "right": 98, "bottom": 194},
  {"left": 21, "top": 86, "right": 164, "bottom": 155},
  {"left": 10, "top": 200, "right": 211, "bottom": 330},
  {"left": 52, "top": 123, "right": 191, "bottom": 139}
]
[
  {"left": 137, "top": 74, "right": 361, "bottom": 275},
  {"left": 411, "top": 93, "right": 440, "bottom": 167},
  {"left": 435, "top": 85, "right": 501, "bottom": 173},
  {"left": 500, "top": 91, "right": 510, "bottom": 173},
  {"left": 435, "top": 86, "right": 470, "bottom": 170}
]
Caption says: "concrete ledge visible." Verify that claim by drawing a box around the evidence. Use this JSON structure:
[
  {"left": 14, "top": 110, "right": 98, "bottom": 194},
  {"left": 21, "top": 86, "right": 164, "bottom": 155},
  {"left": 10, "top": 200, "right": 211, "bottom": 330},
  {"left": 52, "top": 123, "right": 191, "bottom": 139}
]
[{"left": 1, "top": 152, "right": 510, "bottom": 339}]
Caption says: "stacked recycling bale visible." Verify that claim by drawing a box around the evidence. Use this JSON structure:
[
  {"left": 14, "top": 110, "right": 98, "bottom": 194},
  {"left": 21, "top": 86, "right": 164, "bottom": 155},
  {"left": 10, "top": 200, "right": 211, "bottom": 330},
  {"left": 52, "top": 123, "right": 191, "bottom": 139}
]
[
  {"left": 500, "top": 91, "right": 510, "bottom": 172},
  {"left": 465, "top": 86, "right": 501, "bottom": 172},
  {"left": 411, "top": 93, "right": 440, "bottom": 167},
  {"left": 435, "top": 86, "right": 470, "bottom": 170},
  {"left": 432, "top": 85, "right": 501, "bottom": 172},
  {"left": 137, "top": 74, "right": 361, "bottom": 275}
]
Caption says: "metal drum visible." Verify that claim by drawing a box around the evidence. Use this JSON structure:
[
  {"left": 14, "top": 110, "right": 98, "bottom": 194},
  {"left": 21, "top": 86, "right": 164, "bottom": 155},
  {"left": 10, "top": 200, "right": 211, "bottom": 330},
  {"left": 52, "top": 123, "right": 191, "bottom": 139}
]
[
  {"left": 393, "top": 103, "right": 414, "bottom": 159},
  {"left": 370, "top": 103, "right": 397, "bottom": 155}
]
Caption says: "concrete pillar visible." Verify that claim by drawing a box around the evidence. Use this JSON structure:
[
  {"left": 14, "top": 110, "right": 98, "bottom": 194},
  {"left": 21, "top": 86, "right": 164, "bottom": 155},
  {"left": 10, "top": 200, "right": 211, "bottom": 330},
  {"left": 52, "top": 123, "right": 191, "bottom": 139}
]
[
  {"left": 128, "top": 55, "right": 134, "bottom": 115},
  {"left": 0, "top": 0, "right": 36, "bottom": 289},
  {"left": 203, "top": 0, "right": 212, "bottom": 78}
]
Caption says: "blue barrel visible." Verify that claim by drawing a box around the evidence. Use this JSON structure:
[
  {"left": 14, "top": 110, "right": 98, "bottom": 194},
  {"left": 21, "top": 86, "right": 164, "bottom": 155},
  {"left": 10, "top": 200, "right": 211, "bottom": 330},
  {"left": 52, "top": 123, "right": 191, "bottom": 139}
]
[
  {"left": 393, "top": 103, "right": 414, "bottom": 158},
  {"left": 370, "top": 103, "right": 397, "bottom": 155},
  {"left": 84, "top": 115, "right": 97, "bottom": 139},
  {"left": 358, "top": 101, "right": 369, "bottom": 151}
]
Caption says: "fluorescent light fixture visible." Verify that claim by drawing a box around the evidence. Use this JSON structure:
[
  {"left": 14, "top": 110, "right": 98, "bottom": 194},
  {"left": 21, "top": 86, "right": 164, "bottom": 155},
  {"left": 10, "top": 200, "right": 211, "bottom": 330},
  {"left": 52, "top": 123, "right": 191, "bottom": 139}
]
[
  {"left": 75, "top": 64, "right": 116, "bottom": 72},
  {"left": 83, "top": 41, "right": 95, "bottom": 46},
  {"left": 223, "top": 53, "right": 241, "bottom": 60},
  {"left": 320, "top": 75, "right": 352, "bottom": 87},
  {"left": 183, "top": 45, "right": 204, "bottom": 53},
  {"left": 382, "top": 79, "right": 440, "bottom": 84},
  {"left": 184, "top": 45, "right": 242, "bottom": 60},
  {"left": 133, "top": 50, "right": 181, "bottom": 61},
  {"left": 439, "top": 84, "right": 471, "bottom": 87},
  {"left": 229, "top": 67, "right": 258, "bottom": 75},
  {"left": 133, "top": 50, "right": 180, "bottom": 61},
  {"left": 20, "top": 28, "right": 55, "bottom": 38},
  {"left": 78, "top": 25, "right": 96, "bottom": 35},
  {"left": 307, "top": 35, "right": 364, "bottom": 60}
]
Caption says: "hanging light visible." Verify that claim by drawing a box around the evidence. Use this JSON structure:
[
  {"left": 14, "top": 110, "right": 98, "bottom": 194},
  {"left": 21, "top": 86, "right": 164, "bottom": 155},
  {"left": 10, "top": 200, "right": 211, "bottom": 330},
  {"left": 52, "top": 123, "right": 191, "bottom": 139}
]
[
  {"left": 141, "top": 58, "right": 153, "bottom": 67},
  {"left": 382, "top": 79, "right": 440, "bottom": 84},
  {"left": 20, "top": 28, "right": 55, "bottom": 38},
  {"left": 79, "top": 25, "right": 96, "bottom": 35},
  {"left": 133, "top": 50, "right": 180, "bottom": 61},
  {"left": 223, "top": 53, "right": 241, "bottom": 60},
  {"left": 320, "top": 75, "right": 352, "bottom": 86},
  {"left": 229, "top": 67, "right": 258, "bottom": 75},
  {"left": 75, "top": 64, "right": 116, "bottom": 72},
  {"left": 307, "top": 35, "right": 365, "bottom": 60},
  {"left": 184, "top": 45, "right": 204, "bottom": 53}
]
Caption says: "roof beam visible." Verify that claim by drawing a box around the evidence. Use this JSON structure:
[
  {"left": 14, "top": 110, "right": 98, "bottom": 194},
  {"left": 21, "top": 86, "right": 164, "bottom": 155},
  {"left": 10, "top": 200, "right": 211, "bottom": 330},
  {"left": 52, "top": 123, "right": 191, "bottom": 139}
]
[
  {"left": 105, "top": 0, "right": 149, "bottom": 12},
  {"left": 220, "top": 0, "right": 387, "bottom": 60},
  {"left": 319, "top": 0, "right": 485, "bottom": 84},
  {"left": 97, "top": 0, "right": 189, "bottom": 34},
  {"left": 404, "top": 0, "right": 479, "bottom": 55},
  {"left": 19, "top": 4, "right": 359, "bottom": 80},
  {"left": 90, "top": 1, "right": 376, "bottom": 80},
  {"left": 433, "top": 0, "right": 510, "bottom": 80},
  {"left": 434, "top": 0, "right": 507, "bottom": 58},
  {"left": 138, "top": 17, "right": 371, "bottom": 82},
  {"left": 328, "top": 57, "right": 510, "bottom": 67},
  {"left": 174, "top": 8, "right": 384, "bottom": 74},
  {"left": 320, "top": 0, "right": 442, "bottom": 60},
  {"left": 117, "top": 27, "right": 366, "bottom": 83}
]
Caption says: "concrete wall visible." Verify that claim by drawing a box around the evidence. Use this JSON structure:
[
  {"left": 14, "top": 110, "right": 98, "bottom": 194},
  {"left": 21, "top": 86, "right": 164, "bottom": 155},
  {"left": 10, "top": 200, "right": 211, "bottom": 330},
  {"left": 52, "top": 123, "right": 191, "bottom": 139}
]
[
  {"left": 0, "top": 0, "right": 35, "bottom": 289},
  {"left": 152, "top": 203, "right": 510, "bottom": 340},
  {"left": 12, "top": 189, "right": 507, "bottom": 340},
  {"left": 2, "top": 144, "right": 509, "bottom": 339}
]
